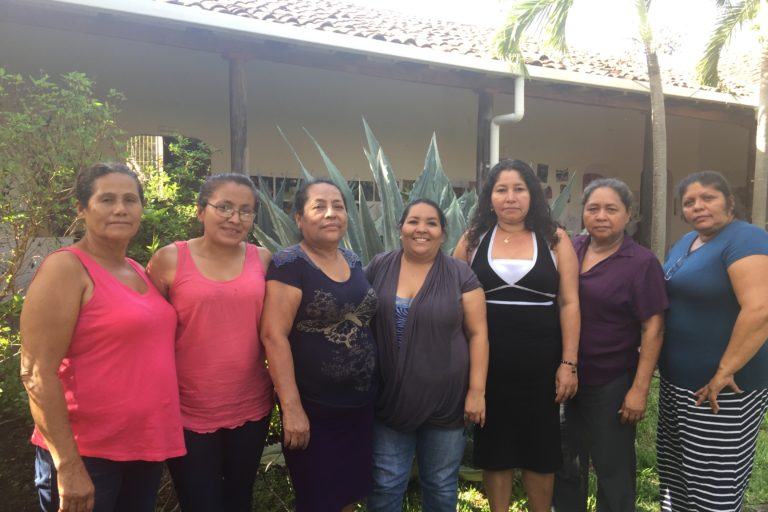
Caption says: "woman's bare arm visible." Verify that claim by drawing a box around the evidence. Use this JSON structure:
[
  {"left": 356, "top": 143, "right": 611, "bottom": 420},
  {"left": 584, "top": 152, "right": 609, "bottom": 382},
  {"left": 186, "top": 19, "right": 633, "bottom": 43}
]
[
  {"left": 695, "top": 254, "right": 768, "bottom": 413},
  {"left": 260, "top": 280, "right": 308, "bottom": 449},
  {"left": 462, "top": 287, "right": 488, "bottom": 426},
  {"left": 145, "top": 244, "right": 178, "bottom": 299},
  {"left": 620, "top": 313, "right": 664, "bottom": 423},
  {"left": 20, "top": 251, "right": 95, "bottom": 512},
  {"left": 554, "top": 229, "right": 581, "bottom": 403}
]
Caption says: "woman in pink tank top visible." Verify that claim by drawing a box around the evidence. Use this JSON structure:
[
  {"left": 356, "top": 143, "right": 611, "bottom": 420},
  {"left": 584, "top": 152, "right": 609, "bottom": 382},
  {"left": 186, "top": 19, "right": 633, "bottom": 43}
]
[
  {"left": 20, "top": 163, "right": 185, "bottom": 512},
  {"left": 147, "top": 173, "right": 274, "bottom": 512}
]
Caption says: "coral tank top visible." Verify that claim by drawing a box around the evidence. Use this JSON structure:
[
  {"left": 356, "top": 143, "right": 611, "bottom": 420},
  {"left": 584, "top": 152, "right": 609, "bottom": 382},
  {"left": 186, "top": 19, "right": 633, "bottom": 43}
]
[
  {"left": 31, "top": 246, "right": 185, "bottom": 461},
  {"left": 170, "top": 241, "right": 273, "bottom": 433}
]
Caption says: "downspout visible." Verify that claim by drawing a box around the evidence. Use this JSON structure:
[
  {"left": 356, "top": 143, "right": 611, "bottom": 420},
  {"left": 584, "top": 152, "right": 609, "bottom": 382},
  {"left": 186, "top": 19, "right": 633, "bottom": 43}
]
[{"left": 490, "top": 75, "right": 525, "bottom": 166}]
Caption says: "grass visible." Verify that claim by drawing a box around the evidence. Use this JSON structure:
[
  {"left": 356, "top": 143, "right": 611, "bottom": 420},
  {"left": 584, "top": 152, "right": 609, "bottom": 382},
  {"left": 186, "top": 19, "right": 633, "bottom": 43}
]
[
  {"left": 250, "top": 376, "right": 768, "bottom": 512},
  {"left": 232, "top": 376, "right": 768, "bottom": 512},
  {"left": 1, "top": 373, "right": 766, "bottom": 512}
]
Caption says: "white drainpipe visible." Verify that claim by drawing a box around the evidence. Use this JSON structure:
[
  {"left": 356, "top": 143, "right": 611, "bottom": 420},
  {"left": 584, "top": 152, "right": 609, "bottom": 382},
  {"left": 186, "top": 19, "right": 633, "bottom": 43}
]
[{"left": 490, "top": 76, "right": 526, "bottom": 166}]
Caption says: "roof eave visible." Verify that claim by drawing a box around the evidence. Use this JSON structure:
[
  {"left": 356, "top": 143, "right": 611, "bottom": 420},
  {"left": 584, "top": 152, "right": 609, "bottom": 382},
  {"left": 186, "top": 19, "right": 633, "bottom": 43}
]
[{"left": 12, "top": 0, "right": 759, "bottom": 109}]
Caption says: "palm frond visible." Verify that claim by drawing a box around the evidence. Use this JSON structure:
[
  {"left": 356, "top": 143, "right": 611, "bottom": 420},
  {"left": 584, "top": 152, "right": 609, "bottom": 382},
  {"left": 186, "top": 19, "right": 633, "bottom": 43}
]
[
  {"left": 493, "top": 0, "right": 575, "bottom": 75},
  {"left": 698, "top": 0, "right": 759, "bottom": 86},
  {"left": 635, "top": 0, "right": 653, "bottom": 47}
]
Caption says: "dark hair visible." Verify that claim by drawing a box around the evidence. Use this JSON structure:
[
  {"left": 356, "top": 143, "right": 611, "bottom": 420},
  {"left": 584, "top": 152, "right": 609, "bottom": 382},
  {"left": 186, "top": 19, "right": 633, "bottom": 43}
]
[
  {"left": 197, "top": 173, "right": 258, "bottom": 210},
  {"left": 676, "top": 171, "right": 737, "bottom": 217},
  {"left": 75, "top": 162, "right": 144, "bottom": 205},
  {"left": 582, "top": 178, "right": 633, "bottom": 211},
  {"left": 293, "top": 179, "right": 346, "bottom": 215},
  {"left": 398, "top": 199, "right": 447, "bottom": 231},
  {"left": 465, "top": 159, "right": 559, "bottom": 255}
]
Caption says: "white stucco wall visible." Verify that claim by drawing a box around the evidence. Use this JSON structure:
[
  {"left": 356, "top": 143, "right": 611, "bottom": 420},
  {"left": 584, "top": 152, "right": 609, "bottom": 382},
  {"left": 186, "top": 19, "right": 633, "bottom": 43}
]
[{"left": 0, "top": 19, "right": 752, "bottom": 244}]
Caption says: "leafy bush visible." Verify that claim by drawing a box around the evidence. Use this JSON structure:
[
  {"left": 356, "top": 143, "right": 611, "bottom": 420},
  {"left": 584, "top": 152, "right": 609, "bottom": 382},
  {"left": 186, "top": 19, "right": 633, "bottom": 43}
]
[
  {"left": 0, "top": 69, "right": 125, "bottom": 298},
  {"left": 127, "top": 136, "right": 211, "bottom": 265}
]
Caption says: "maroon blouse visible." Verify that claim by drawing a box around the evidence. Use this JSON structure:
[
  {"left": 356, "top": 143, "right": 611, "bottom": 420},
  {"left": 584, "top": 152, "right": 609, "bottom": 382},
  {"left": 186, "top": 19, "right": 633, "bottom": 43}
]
[{"left": 573, "top": 235, "right": 668, "bottom": 386}]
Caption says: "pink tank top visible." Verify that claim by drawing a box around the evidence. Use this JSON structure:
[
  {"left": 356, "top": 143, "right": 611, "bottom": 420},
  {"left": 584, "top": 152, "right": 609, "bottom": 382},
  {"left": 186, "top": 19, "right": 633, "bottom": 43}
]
[
  {"left": 170, "top": 241, "right": 273, "bottom": 433},
  {"left": 31, "top": 247, "right": 185, "bottom": 461}
]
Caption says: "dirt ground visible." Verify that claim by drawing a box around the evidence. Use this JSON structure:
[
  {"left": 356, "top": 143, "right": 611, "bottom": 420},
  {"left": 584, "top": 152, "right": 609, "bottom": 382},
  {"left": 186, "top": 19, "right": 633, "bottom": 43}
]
[{"left": 0, "top": 414, "right": 37, "bottom": 512}]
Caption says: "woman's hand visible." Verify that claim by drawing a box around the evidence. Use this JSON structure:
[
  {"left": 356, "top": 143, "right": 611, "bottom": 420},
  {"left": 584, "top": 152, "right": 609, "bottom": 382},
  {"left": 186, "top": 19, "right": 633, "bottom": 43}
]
[
  {"left": 282, "top": 404, "right": 310, "bottom": 450},
  {"left": 619, "top": 385, "right": 649, "bottom": 424},
  {"left": 464, "top": 389, "right": 486, "bottom": 427},
  {"left": 694, "top": 371, "right": 743, "bottom": 414},
  {"left": 57, "top": 459, "right": 95, "bottom": 512},
  {"left": 555, "top": 364, "right": 578, "bottom": 403}
]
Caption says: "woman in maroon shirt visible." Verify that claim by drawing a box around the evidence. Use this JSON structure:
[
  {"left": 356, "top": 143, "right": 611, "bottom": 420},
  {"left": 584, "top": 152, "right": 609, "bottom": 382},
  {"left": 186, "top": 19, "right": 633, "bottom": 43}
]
[{"left": 553, "top": 178, "right": 667, "bottom": 512}]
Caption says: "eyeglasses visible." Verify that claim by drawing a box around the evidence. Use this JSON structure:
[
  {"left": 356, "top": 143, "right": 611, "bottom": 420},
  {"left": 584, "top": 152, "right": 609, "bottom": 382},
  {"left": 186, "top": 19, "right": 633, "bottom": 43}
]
[
  {"left": 664, "top": 253, "right": 688, "bottom": 281},
  {"left": 205, "top": 202, "right": 256, "bottom": 222}
]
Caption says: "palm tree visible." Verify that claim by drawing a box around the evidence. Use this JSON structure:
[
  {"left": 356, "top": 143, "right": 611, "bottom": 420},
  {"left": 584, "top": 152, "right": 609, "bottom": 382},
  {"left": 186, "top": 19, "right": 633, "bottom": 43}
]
[
  {"left": 495, "top": 0, "right": 669, "bottom": 258},
  {"left": 699, "top": 0, "right": 767, "bottom": 229}
]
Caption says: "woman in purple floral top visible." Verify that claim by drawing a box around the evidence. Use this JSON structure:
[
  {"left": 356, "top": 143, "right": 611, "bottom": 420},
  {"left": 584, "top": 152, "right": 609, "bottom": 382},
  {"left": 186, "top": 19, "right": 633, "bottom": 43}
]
[{"left": 261, "top": 180, "right": 378, "bottom": 512}]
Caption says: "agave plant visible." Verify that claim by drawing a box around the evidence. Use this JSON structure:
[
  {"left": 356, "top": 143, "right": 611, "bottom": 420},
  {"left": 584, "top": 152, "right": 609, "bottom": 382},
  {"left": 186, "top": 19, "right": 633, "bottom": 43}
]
[{"left": 252, "top": 119, "right": 575, "bottom": 264}]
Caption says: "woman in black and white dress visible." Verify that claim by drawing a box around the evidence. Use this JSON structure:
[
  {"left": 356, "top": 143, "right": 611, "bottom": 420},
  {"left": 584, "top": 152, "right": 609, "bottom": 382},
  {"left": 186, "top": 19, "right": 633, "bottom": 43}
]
[{"left": 455, "top": 159, "right": 580, "bottom": 512}]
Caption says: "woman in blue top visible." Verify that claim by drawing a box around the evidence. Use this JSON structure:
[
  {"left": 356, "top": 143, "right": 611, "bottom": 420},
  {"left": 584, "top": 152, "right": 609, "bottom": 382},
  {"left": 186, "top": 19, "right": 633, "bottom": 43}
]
[
  {"left": 658, "top": 171, "right": 768, "bottom": 512},
  {"left": 261, "top": 179, "right": 378, "bottom": 512}
]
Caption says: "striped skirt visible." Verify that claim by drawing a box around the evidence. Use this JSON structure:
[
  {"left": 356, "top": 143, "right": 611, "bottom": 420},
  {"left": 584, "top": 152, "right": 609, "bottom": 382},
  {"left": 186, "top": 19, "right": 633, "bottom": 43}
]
[{"left": 657, "top": 377, "right": 768, "bottom": 512}]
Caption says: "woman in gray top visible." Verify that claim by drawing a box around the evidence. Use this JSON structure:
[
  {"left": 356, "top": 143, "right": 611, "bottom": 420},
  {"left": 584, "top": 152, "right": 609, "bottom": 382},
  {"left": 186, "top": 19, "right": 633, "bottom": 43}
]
[{"left": 365, "top": 199, "right": 489, "bottom": 512}]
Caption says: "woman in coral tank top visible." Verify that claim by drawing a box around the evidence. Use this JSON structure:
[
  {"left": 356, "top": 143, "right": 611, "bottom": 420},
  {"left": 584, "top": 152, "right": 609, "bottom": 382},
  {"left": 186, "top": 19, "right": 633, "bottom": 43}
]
[
  {"left": 147, "top": 173, "right": 273, "bottom": 512},
  {"left": 20, "top": 162, "right": 185, "bottom": 512}
]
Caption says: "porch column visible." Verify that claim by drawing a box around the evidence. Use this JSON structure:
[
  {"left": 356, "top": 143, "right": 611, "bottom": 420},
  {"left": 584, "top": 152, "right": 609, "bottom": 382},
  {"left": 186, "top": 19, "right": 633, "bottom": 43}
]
[
  {"left": 228, "top": 54, "right": 249, "bottom": 174},
  {"left": 475, "top": 90, "right": 493, "bottom": 189}
]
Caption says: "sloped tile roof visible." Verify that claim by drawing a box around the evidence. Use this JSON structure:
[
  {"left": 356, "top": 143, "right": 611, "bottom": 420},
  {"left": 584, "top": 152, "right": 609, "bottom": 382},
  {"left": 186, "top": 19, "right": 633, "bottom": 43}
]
[{"left": 161, "top": 0, "right": 756, "bottom": 96}]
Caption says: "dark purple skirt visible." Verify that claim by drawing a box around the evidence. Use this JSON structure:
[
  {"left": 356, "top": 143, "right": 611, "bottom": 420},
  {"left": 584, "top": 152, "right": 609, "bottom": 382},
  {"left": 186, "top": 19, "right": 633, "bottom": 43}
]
[{"left": 283, "top": 400, "right": 374, "bottom": 512}]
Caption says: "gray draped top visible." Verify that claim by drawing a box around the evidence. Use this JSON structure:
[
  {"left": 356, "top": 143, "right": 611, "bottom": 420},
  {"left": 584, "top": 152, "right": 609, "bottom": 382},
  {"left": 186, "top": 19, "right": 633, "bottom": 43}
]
[{"left": 365, "top": 249, "right": 481, "bottom": 431}]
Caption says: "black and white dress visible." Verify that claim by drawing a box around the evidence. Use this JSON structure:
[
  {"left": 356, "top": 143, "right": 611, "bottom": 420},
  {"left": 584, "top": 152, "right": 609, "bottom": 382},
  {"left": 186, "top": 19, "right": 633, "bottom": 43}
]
[{"left": 471, "top": 227, "right": 563, "bottom": 473}]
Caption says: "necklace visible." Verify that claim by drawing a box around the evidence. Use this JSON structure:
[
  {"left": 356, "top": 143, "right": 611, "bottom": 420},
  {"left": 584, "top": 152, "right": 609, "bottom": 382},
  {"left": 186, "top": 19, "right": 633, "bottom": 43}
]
[{"left": 496, "top": 224, "right": 523, "bottom": 244}]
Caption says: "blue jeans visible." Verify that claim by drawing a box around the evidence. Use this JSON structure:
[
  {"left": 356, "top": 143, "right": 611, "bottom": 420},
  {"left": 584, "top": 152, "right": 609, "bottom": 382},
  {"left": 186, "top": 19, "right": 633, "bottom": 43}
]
[
  {"left": 35, "top": 447, "right": 163, "bottom": 512},
  {"left": 166, "top": 417, "right": 270, "bottom": 512},
  {"left": 367, "top": 420, "right": 465, "bottom": 512}
]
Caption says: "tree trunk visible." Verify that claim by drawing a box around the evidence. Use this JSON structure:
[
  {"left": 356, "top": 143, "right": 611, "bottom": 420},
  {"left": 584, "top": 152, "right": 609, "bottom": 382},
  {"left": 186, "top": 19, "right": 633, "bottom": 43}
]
[
  {"left": 752, "top": 36, "right": 768, "bottom": 229},
  {"left": 228, "top": 55, "right": 248, "bottom": 174},
  {"left": 644, "top": 47, "right": 668, "bottom": 259},
  {"left": 637, "top": 113, "right": 653, "bottom": 248}
]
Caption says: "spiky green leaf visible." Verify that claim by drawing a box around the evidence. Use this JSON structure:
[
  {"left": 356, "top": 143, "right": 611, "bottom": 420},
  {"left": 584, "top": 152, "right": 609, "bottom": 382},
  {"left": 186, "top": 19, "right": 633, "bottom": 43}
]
[
  {"left": 255, "top": 187, "right": 300, "bottom": 246},
  {"left": 410, "top": 134, "right": 454, "bottom": 212},
  {"left": 303, "top": 128, "right": 370, "bottom": 262},
  {"left": 277, "top": 125, "right": 315, "bottom": 183},
  {"left": 550, "top": 171, "right": 577, "bottom": 220},
  {"left": 443, "top": 197, "right": 468, "bottom": 255}
]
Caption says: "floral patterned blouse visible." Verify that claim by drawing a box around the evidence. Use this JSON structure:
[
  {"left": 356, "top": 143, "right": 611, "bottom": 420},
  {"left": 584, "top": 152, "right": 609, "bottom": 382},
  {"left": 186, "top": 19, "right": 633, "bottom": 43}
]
[{"left": 266, "top": 244, "right": 378, "bottom": 407}]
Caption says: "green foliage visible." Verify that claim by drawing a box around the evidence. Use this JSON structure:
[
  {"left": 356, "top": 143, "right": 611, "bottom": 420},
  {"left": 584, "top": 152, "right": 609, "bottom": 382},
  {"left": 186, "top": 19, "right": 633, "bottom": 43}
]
[
  {"left": 127, "top": 136, "right": 211, "bottom": 265},
  {"left": 494, "top": 0, "right": 576, "bottom": 75},
  {"left": 0, "top": 69, "right": 125, "bottom": 298},
  {"left": 254, "top": 119, "right": 573, "bottom": 263},
  {"left": 698, "top": 0, "right": 760, "bottom": 87},
  {"left": 0, "top": 294, "right": 25, "bottom": 416}
]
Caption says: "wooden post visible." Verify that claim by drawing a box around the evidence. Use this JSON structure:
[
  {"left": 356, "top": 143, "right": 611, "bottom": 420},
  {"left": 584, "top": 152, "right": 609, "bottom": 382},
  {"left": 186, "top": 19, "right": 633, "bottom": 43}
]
[
  {"left": 475, "top": 90, "right": 493, "bottom": 190},
  {"left": 228, "top": 54, "right": 248, "bottom": 174},
  {"left": 637, "top": 113, "right": 653, "bottom": 249}
]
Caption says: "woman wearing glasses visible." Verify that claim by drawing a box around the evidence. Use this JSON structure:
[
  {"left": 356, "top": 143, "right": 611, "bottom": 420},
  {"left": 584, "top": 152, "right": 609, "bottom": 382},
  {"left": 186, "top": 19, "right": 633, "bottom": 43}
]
[
  {"left": 657, "top": 171, "right": 768, "bottom": 512},
  {"left": 147, "top": 173, "right": 273, "bottom": 512}
]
